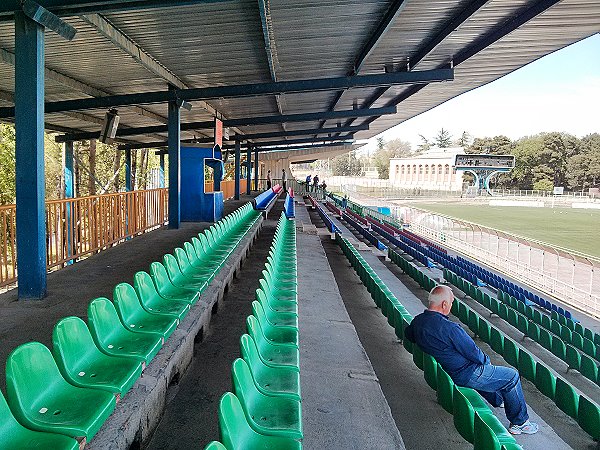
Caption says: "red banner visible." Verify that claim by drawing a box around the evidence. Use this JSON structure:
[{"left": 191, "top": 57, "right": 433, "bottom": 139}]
[{"left": 214, "top": 118, "right": 223, "bottom": 147}]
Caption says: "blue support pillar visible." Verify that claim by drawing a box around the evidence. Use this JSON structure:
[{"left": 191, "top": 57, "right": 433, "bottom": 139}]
[
  {"left": 234, "top": 140, "right": 241, "bottom": 200},
  {"left": 64, "top": 142, "right": 74, "bottom": 266},
  {"left": 159, "top": 153, "right": 165, "bottom": 188},
  {"left": 168, "top": 86, "right": 181, "bottom": 229},
  {"left": 246, "top": 147, "right": 251, "bottom": 195},
  {"left": 124, "top": 149, "right": 132, "bottom": 191},
  {"left": 14, "top": 11, "right": 46, "bottom": 299},
  {"left": 254, "top": 148, "right": 259, "bottom": 191}
]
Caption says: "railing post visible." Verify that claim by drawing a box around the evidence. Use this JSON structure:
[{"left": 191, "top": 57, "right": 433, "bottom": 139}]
[
  {"left": 246, "top": 146, "right": 252, "bottom": 195},
  {"left": 168, "top": 85, "right": 181, "bottom": 229},
  {"left": 125, "top": 149, "right": 132, "bottom": 239},
  {"left": 14, "top": 11, "right": 46, "bottom": 299},
  {"left": 254, "top": 148, "right": 259, "bottom": 191}
]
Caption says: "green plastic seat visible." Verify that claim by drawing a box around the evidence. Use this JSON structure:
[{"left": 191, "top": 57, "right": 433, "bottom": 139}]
[
  {"left": 534, "top": 364, "right": 556, "bottom": 399},
  {"left": 571, "top": 332, "right": 584, "bottom": 351},
  {"left": 0, "top": 390, "right": 79, "bottom": 450},
  {"left": 550, "top": 336, "right": 566, "bottom": 361},
  {"left": 516, "top": 314, "right": 528, "bottom": 336},
  {"left": 507, "top": 309, "right": 518, "bottom": 328},
  {"left": 232, "top": 359, "right": 302, "bottom": 439},
  {"left": 577, "top": 395, "right": 600, "bottom": 440},
  {"left": 113, "top": 283, "right": 179, "bottom": 340},
  {"left": 580, "top": 354, "right": 599, "bottom": 383},
  {"left": 52, "top": 316, "right": 143, "bottom": 396},
  {"left": 218, "top": 393, "right": 302, "bottom": 450},
  {"left": 423, "top": 353, "right": 438, "bottom": 390},
  {"left": 555, "top": 378, "right": 579, "bottom": 419},
  {"left": 539, "top": 328, "right": 553, "bottom": 351},
  {"left": 253, "top": 303, "right": 299, "bottom": 348},
  {"left": 550, "top": 319, "right": 561, "bottom": 336},
  {"left": 240, "top": 334, "right": 298, "bottom": 372},
  {"left": 517, "top": 349, "right": 536, "bottom": 382},
  {"left": 246, "top": 318, "right": 300, "bottom": 368},
  {"left": 150, "top": 262, "right": 205, "bottom": 299},
  {"left": 259, "top": 288, "right": 298, "bottom": 316},
  {"left": 490, "top": 328, "right": 504, "bottom": 354},
  {"left": 541, "top": 313, "right": 552, "bottom": 330},
  {"left": 255, "top": 292, "right": 298, "bottom": 328},
  {"left": 133, "top": 271, "right": 191, "bottom": 321},
  {"left": 468, "top": 310, "right": 480, "bottom": 335},
  {"left": 169, "top": 249, "right": 214, "bottom": 283},
  {"left": 582, "top": 338, "right": 596, "bottom": 359},
  {"left": 88, "top": 298, "right": 162, "bottom": 365},
  {"left": 240, "top": 328, "right": 300, "bottom": 401},
  {"left": 6, "top": 342, "right": 116, "bottom": 442},
  {"left": 527, "top": 321, "right": 540, "bottom": 342},
  {"left": 453, "top": 386, "right": 492, "bottom": 443},
  {"left": 413, "top": 345, "right": 424, "bottom": 370},
  {"left": 478, "top": 319, "right": 491, "bottom": 344},
  {"left": 565, "top": 345, "right": 581, "bottom": 372},
  {"left": 259, "top": 278, "right": 297, "bottom": 303},
  {"left": 436, "top": 368, "right": 454, "bottom": 413},
  {"left": 503, "top": 338, "right": 519, "bottom": 368},
  {"left": 473, "top": 412, "right": 517, "bottom": 450},
  {"left": 560, "top": 326, "right": 573, "bottom": 344},
  {"left": 204, "top": 441, "right": 227, "bottom": 450}
]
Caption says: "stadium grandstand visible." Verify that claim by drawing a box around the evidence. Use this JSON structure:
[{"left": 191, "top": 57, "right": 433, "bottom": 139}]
[{"left": 0, "top": 1, "right": 598, "bottom": 450}]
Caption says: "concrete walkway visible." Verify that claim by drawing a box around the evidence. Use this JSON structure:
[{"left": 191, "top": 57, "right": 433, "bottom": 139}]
[{"left": 295, "top": 204, "right": 405, "bottom": 449}]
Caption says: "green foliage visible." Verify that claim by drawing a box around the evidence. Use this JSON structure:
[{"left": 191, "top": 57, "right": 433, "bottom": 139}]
[
  {"left": 466, "top": 136, "right": 513, "bottom": 155},
  {"left": 0, "top": 124, "right": 16, "bottom": 204},
  {"left": 455, "top": 131, "right": 472, "bottom": 147},
  {"left": 331, "top": 151, "right": 363, "bottom": 176},
  {"left": 373, "top": 138, "right": 412, "bottom": 179},
  {"left": 434, "top": 128, "right": 453, "bottom": 148}
]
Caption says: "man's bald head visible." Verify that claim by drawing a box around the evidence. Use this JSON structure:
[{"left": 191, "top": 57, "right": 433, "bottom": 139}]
[{"left": 428, "top": 285, "right": 454, "bottom": 315}]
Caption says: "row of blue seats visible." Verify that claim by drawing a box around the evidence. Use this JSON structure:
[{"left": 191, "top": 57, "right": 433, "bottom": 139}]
[
  {"left": 369, "top": 223, "right": 429, "bottom": 267},
  {"left": 341, "top": 212, "right": 387, "bottom": 251},
  {"left": 253, "top": 185, "right": 282, "bottom": 210},
  {"left": 454, "top": 255, "right": 575, "bottom": 321},
  {"left": 312, "top": 197, "right": 339, "bottom": 233},
  {"left": 284, "top": 189, "right": 295, "bottom": 219}
]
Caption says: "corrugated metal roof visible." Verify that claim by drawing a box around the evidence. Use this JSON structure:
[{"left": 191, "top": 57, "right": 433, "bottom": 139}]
[{"left": 0, "top": 0, "right": 598, "bottom": 148}]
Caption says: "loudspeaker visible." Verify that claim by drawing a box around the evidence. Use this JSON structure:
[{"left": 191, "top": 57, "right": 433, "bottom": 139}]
[{"left": 99, "top": 109, "right": 120, "bottom": 144}]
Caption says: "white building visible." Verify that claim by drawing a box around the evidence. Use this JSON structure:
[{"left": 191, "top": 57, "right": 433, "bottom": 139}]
[{"left": 389, "top": 147, "right": 465, "bottom": 190}]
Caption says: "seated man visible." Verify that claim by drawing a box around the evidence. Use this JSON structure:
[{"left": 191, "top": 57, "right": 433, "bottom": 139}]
[{"left": 405, "top": 285, "right": 538, "bottom": 435}]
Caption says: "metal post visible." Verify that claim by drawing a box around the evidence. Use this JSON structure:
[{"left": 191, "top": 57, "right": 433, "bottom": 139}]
[
  {"left": 254, "top": 148, "right": 259, "bottom": 191},
  {"left": 246, "top": 147, "right": 251, "bottom": 195},
  {"left": 64, "top": 142, "right": 74, "bottom": 265},
  {"left": 125, "top": 149, "right": 132, "bottom": 191},
  {"left": 168, "top": 86, "right": 181, "bottom": 229},
  {"left": 15, "top": 12, "right": 46, "bottom": 299},
  {"left": 159, "top": 153, "right": 165, "bottom": 188},
  {"left": 234, "top": 140, "right": 241, "bottom": 200}
]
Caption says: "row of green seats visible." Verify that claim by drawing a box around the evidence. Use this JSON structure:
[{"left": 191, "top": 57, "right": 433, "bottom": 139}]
[
  {"left": 206, "top": 213, "right": 303, "bottom": 450},
  {"left": 337, "top": 235, "right": 521, "bottom": 449},
  {"left": 444, "top": 269, "right": 600, "bottom": 387},
  {"left": 0, "top": 203, "right": 261, "bottom": 449},
  {"left": 498, "top": 290, "right": 600, "bottom": 363},
  {"left": 393, "top": 257, "right": 600, "bottom": 443}
]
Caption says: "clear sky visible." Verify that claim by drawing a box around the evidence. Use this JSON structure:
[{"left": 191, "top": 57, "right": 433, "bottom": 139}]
[{"left": 358, "top": 33, "right": 600, "bottom": 152}]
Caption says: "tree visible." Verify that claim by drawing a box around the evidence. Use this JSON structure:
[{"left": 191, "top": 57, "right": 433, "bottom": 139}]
[
  {"left": 331, "top": 151, "right": 363, "bottom": 176},
  {"left": 455, "top": 131, "right": 472, "bottom": 147},
  {"left": 566, "top": 133, "right": 600, "bottom": 189},
  {"left": 417, "top": 134, "right": 430, "bottom": 153},
  {"left": 466, "top": 136, "right": 513, "bottom": 155},
  {"left": 0, "top": 124, "right": 16, "bottom": 204},
  {"left": 434, "top": 128, "right": 453, "bottom": 148},
  {"left": 372, "top": 138, "right": 412, "bottom": 179}
]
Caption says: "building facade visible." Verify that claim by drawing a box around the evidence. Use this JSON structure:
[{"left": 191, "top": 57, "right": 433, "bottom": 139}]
[{"left": 389, "top": 147, "right": 465, "bottom": 190}]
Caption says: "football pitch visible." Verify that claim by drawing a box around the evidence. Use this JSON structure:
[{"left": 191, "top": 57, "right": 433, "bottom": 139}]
[{"left": 415, "top": 202, "right": 600, "bottom": 258}]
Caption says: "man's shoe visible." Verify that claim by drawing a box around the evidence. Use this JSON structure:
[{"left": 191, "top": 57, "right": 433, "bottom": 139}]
[{"left": 509, "top": 421, "right": 539, "bottom": 435}]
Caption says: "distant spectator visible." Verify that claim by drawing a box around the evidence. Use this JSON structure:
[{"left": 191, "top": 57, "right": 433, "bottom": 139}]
[
  {"left": 281, "top": 168, "right": 287, "bottom": 193},
  {"left": 305, "top": 174, "right": 312, "bottom": 188},
  {"left": 321, "top": 181, "right": 327, "bottom": 192},
  {"left": 266, "top": 170, "right": 272, "bottom": 190},
  {"left": 312, "top": 174, "right": 319, "bottom": 192},
  {"left": 342, "top": 195, "right": 348, "bottom": 209}
]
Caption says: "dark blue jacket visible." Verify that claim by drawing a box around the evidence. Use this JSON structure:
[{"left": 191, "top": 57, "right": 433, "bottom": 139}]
[{"left": 405, "top": 310, "right": 489, "bottom": 384}]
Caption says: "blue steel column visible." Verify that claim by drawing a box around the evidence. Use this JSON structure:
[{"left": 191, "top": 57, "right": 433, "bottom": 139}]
[
  {"left": 14, "top": 12, "right": 46, "bottom": 299},
  {"left": 64, "top": 142, "right": 74, "bottom": 265},
  {"left": 254, "top": 148, "right": 259, "bottom": 191},
  {"left": 234, "top": 140, "right": 241, "bottom": 200},
  {"left": 159, "top": 153, "right": 165, "bottom": 188},
  {"left": 168, "top": 86, "right": 181, "bottom": 229},
  {"left": 246, "top": 147, "right": 251, "bottom": 195},
  {"left": 124, "top": 149, "right": 132, "bottom": 191}
]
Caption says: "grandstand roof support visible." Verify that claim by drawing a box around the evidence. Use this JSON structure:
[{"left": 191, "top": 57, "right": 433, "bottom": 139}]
[
  {"left": 54, "top": 109, "right": 385, "bottom": 142},
  {"left": 14, "top": 11, "right": 47, "bottom": 299},
  {"left": 254, "top": 148, "right": 259, "bottom": 191},
  {"left": 234, "top": 140, "right": 241, "bottom": 200},
  {"left": 168, "top": 85, "right": 181, "bottom": 229},
  {"left": 0, "top": 69, "right": 453, "bottom": 118},
  {"left": 246, "top": 147, "right": 251, "bottom": 195}
]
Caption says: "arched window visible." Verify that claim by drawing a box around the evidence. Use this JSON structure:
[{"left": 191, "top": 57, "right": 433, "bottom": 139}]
[
  {"left": 431, "top": 165, "right": 436, "bottom": 175},
  {"left": 445, "top": 165, "right": 450, "bottom": 174},
  {"left": 395, "top": 165, "right": 400, "bottom": 174},
  {"left": 419, "top": 165, "right": 423, "bottom": 174},
  {"left": 401, "top": 165, "right": 405, "bottom": 174},
  {"left": 425, "top": 165, "right": 429, "bottom": 174}
]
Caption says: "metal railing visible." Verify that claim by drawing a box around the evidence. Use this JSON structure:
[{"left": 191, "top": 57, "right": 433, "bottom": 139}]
[
  {"left": 205, "top": 179, "right": 247, "bottom": 199},
  {"left": 1, "top": 189, "right": 169, "bottom": 288},
  {"left": 409, "top": 221, "right": 600, "bottom": 318}
]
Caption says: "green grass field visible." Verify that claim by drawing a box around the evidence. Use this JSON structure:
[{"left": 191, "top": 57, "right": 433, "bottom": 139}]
[{"left": 415, "top": 202, "right": 600, "bottom": 258}]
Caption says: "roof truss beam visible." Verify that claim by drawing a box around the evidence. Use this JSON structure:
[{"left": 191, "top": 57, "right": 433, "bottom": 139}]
[
  {"left": 55, "top": 106, "right": 394, "bottom": 142},
  {"left": 0, "top": 69, "right": 453, "bottom": 118},
  {"left": 0, "top": 1, "right": 231, "bottom": 20}
]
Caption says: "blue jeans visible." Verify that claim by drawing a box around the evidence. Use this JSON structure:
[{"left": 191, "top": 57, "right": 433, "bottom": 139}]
[{"left": 462, "top": 364, "right": 529, "bottom": 425}]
